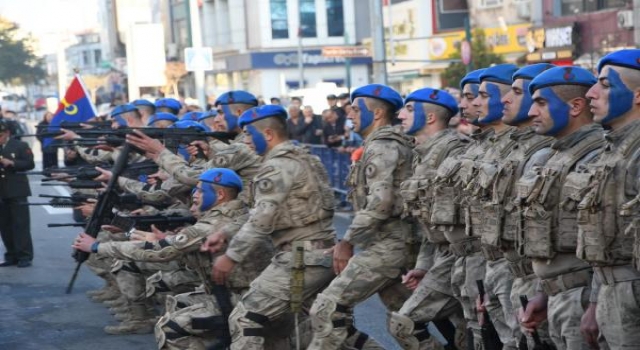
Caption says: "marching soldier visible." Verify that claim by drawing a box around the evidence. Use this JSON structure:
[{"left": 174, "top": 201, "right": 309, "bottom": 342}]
[
  {"left": 576, "top": 49, "right": 640, "bottom": 349},
  {"left": 389, "top": 88, "right": 468, "bottom": 349},
  {"left": 308, "top": 84, "right": 414, "bottom": 349},
  {"left": 517, "top": 66, "right": 606, "bottom": 350}
]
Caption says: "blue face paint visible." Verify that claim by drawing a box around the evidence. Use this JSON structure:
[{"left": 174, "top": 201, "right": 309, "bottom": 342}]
[
  {"left": 222, "top": 104, "right": 238, "bottom": 131},
  {"left": 479, "top": 82, "right": 504, "bottom": 125},
  {"left": 469, "top": 84, "right": 479, "bottom": 97},
  {"left": 246, "top": 124, "right": 268, "bottom": 155},
  {"left": 177, "top": 145, "right": 191, "bottom": 162},
  {"left": 406, "top": 102, "right": 426, "bottom": 135},
  {"left": 512, "top": 80, "right": 534, "bottom": 124},
  {"left": 538, "top": 87, "right": 570, "bottom": 136},
  {"left": 113, "top": 115, "right": 127, "bottom": 127},
  {"left": 357, "top": 99, "right": 374, "bottom": 133},
  {"left": 199, "top": 184, "right": 217, "bottom": 212},
  {"left": 600, "top": 68, "right": 634, "bottom": 125}
]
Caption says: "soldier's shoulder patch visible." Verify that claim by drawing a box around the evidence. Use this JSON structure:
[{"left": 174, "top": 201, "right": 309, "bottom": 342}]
[
  {"left": 256, "top": 178, "right": 274, "bottom": 193},
  {"left": 255, "top": 165, "right": 279, "bottom": 179},
  {"left": 365, "top": 163, "right": 377, "bottom": 178},
  {"left": 213, "top": 154, "right": 230, "bottom": 167}
]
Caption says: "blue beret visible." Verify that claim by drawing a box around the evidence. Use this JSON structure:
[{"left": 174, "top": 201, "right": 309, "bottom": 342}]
[
  {"left": 131, "top": 99, "right": 155, "bottom": 108},
  {"left": 147, "top": 112, "right": 179, "bottom": 126},
  {"left": 405, "top": 88, "right": 459, "bottom": 115},
  {"left": 513, "top": 63, "right": 555, "bottom": 81},
  {"left": 597, "top": 49, "right": 640, "bottom": 73},
  {"left": 529, "top": 66, "right": 596, "bottom": 94},
  {"left": 198, "top": 109, "right": 217, "bottom": 121},
  {"left": 110, "top": 104, "right": 137, "bottom": 118},
  {"left": 154, "top": 98, "right": 182, "bottom": 113},
  {"left": 460, "top": 69, "right": 486, "bottom": 90},
  {"left": 173, "top": 120, "right": 207, "bottom": 131},
  {"left": 238, "top": 105, "right": 288, "bottom": 128},
  {"left": 480, "top": 64, "right": 519, "bottom": 85},
  {"left": 350, "top": 84, "right": 403, "bottom": 112},
  {"left": 180, "top": 111, "right": 203, "bottom": 121},
  {"left": 215, "top": 91, "right": 258, "bottom": 106},
  {"left": 199, "top": 168, "right": 243, "bottom": 191}
]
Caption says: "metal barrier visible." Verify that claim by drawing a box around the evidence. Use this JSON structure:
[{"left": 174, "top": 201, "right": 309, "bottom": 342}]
[{"left": 307, "top": 144, "right": 352, "bottom": 208}]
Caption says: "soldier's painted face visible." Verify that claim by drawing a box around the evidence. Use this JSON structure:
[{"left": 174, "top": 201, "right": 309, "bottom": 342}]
[
  {"left": 213, "top": 105, "right": 238, "bottom": 132},
  {"left": 587, "top": 65, "right": 633, "bottom": 125},
  {"left": 243, "top": 125, "right": 268, "bottom": 155},
  {"left": 459, "top": 83, "right": 480, "bottom": 124},
  {"left": 192, "top": 181, "right": 217, "bottom": 212},
  {"left": 474, "top": 81, "right": 506, "bottom": 125},
  {"left": 348, "top": 97, "right": 374, "bottom": 134},
  {"left": 529, "top": 88, "right": 569, "bottom": 136},
  {"left": 152, "top": 120, "right": 174, "bottom": 129},
  {"left": 398, "top": 101, "right": 426, "bottom": 135},
  {"left": 501, "top": 78, "right": 531, "bottom": 125}
]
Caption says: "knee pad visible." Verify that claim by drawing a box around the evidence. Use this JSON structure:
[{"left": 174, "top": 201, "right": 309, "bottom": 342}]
[
  {"left": 388, "top": 312, "right": 421, "bottom": 350},
  {"left": 146, "top": 271, "right": 171, "bottom": 298},
  {"left": 310, "top": 293, "right": 340, "bottom": 338}
]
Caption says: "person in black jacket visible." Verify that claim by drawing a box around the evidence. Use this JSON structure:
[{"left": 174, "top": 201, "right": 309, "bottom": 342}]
[{"left": 0, "top": 120, "right": 36, "bottom": 267}]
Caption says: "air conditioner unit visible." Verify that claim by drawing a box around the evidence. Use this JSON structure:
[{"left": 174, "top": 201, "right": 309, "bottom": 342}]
[
  {"left": 517, "top": 2, "right": 531, "bottom": 19},
  {"left": 618, "top": 10, "right": 634, "bottom": 29}
]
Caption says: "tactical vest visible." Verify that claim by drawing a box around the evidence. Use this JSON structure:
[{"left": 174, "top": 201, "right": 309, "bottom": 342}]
[
  {"left": 516, "top": 126, "right": 604, "bottom": 259},
  {"left": 575, "top": 122, "right": 640, "bottom": 266},
  {"left": 481, "top": 130, "right": 552, "bottom": 251},
  {"left": 431, "top": 128, "right": 495, "bottom": 234},
  {"left": 463, "top": 127, "right": 518, "bottom": 238},
  {"left": 264, "top": 144, "right": 335, "bottom": 229},
  {"left": 346, "top": 126, "right": 414, "bottom": 216}
]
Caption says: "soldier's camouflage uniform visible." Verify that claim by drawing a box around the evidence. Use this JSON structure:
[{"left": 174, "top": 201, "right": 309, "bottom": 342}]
[
  {"left": 573, "top": 119, "right": 640, "bottom": 349},
  {"left": 223, "top": 141, "right": 338, "bottom": 350},
  {"left": 308, "top": 125, "right": 414, "bottom": 350},
  {"left": 477, "top": 126, "right": 554, "bottom": 348},
  {"left": 389, "top": 128, "right": 469, "bottom": 349},
  {"left": 515, "top": 124, "right": 605, "bottom": 350}
]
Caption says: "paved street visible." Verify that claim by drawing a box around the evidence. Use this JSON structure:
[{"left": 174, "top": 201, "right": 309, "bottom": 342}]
[{"left": 0, "top": 158, "right": 401, "bottom": 349}]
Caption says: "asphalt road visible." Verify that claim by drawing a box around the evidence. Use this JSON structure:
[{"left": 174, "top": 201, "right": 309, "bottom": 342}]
[{"left": 0, "top": 158, "right": 402, "bottom": 349}]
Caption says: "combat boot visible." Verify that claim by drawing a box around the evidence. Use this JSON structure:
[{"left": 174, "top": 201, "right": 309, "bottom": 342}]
[
  {"left": 103, "top": 296, "right": 127, "bottom": 308},
  {"left": 104, "top": 303, "right": 155, "bottom": 335},
  {"left": 91, "top": 288, "right": 121, "bottom": 302},
  {"left": 109, "top": 305, "right": 129, "bottom": 315}
]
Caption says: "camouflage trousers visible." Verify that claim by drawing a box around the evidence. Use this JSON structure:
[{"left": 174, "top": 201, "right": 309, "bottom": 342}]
[
  {"left": 509, "top": 273, "right": 553, "bottom": 349},
  {"left": 596, "top": 278, "right": 640, "bottom": 349},
  {"left": 228, "top": 248, "right": 336, "bottom": 350},
  {"left": 389, "top": 244, "right": 464, "bottom": 350},
  {"left": 155, "top": 287, "right": 243, "bottom": 350},
  {"left": 451, "top": 252, "right": 485, "bottom": 350},
  {"left": 483, "top": 258, "right": 518, "bottom": 349},
  {"left": 85, "top": 230, "right": 118, "bottom": 278},
  {"left": 547, "top": 286, "right": 608, "bottom": 350},
  {"left": 308, "top": 236, "right": 412, "bottom": 350}
]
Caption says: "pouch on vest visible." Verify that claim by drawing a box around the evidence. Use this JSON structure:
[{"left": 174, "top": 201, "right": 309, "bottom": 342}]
[
  {"left": 517, "top": 168, "right": 553, "bottom": 258},
  {"left": 556, "top": 171, "right": 592, "bottom": 253},
  {"left": 624, "top": 218, "right": 640, "bottom": 271},
  {"left": 430, "top": 184, "right": 459, "bottom": 225},
  {"left": 575, "top": 168, "right": 614, "bottom": 264}
]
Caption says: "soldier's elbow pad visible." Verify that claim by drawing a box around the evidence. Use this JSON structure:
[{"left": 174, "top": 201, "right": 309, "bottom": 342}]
[{"left": 368, "top": 181, "right": 395, "bottom": 217}]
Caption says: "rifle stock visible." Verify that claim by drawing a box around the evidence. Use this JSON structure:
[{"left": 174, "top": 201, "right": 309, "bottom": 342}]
[{"left": 66, "top": 143, "right": 132, "bottom": 294}]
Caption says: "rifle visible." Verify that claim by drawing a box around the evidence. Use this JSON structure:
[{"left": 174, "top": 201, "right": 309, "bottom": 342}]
[
  {"left": 519, "top": 296, "right": 555, "bottom": 350},
  {"left": 42, "top": 180, "right": 105, "bottom": 189},
  {"left": 109, "top": 214, "right": 197, "bottom": 232},
  {"left": 36, "top": 120, "right": 113, "bottom": 130},
  {"left": 20, "top": 164, "right": 110, "bottom": 177},
  {"left": 28, "top": 193, "right": 170, "bottom": 210},
  {"left": 476, "top": 280, "right": 503, "bottom": 350},
  {"left": 66, "top": 143, "right": 132, "bottom": 294}
]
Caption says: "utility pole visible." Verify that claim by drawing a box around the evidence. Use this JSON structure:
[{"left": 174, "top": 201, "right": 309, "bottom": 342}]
[
  {"left": 297, "top": 27, "right": 305, "bottom": 89},
  {"left": 370, "top": 0, "right": 387, "bottom": 84},
  {"left": 188, "top": 0, "right": 206, "bottom": 108}
]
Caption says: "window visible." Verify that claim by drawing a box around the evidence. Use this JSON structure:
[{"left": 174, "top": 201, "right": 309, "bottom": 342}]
[
  {"left": 94, "top": 49, "right": 101, "bottom": 66},
  {"left": 561, "top": 0, "right": 626, "bottom": 15},
  {"left": 82, "top": 51, "right": 91, "bottom": 66},
  {"left": 478, "top": 0, "right": 503, "bottom": 9},
  {"left": 299, "top": 0, "right": 317, "bottom": 38},
  {"left": 270, "top": 0, "right": 289, "bottom": 39},
  {"left": 326, "top": 0, "right": 344, "bottom": 37}
]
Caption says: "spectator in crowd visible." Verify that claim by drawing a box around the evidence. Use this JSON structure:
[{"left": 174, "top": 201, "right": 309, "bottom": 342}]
[
  {"left": 290, "top": 96, "right": 303, "bottom": 108},
  {"left": 327, "top": 93, "right": 346, "bottom": 127},
  {"left": 270, "top": 97, "right": 281, "bottom": 105},
  {"left": 298, "top": 105, "right": 324, "bottom": 144},
  {"left": 287, "top": 104, "right": 304, "bottom": 142},
  {"left": 322, "top": 108, "right": 345, "bottom": 148},
  {"left": 36, "top": 111, "right": 58, "bottom": 169}
]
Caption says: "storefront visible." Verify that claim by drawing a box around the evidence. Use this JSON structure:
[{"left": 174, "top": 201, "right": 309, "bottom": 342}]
[
  {"left": 525, "top": 24, "right": 578, "bottom": 66},
  {"left": 206, "top": 49, "right": 371, "bottom": 100}
]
